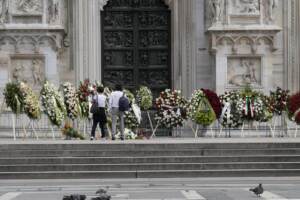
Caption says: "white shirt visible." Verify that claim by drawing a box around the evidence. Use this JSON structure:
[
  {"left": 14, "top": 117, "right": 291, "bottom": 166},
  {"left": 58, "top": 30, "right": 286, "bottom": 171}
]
[
  {"left": 109, "top": 91, "right": 124, "bottom": 109},
  {"left": 93, "top": 94, "right": 106, "bottom": 108}
]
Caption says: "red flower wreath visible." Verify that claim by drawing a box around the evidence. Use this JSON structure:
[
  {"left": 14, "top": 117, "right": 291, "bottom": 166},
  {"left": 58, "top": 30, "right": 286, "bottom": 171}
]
[
  {"left": 287, "top": 92, "right": 300, "bottom": 124},
  {"left": 201, "top": 89, "right": 222, "bottom": 119}
]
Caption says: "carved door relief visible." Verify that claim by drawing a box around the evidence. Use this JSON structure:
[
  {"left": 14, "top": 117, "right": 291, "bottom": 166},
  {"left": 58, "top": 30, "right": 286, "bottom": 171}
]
[{"left": 101, "top": 0, "right": 171, "bottom": 96}]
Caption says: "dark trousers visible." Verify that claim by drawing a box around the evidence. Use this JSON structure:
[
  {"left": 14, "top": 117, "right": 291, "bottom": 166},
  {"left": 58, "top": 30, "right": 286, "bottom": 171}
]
[
  {"left": 91, "top": 108, "right": 107, "bottom": 138},
  {"left": 91, "top": 118, "right": 106, "bottom": 138}
]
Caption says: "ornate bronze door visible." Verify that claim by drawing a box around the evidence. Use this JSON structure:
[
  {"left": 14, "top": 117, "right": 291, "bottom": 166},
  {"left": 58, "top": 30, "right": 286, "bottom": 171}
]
[{"left": 101, "top": 0, "right": 171, "bottom": 96}]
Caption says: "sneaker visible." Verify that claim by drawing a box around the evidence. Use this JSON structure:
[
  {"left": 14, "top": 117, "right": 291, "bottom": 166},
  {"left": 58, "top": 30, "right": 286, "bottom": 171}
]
[
  {"left": 90, "top": 137, "right": 94, "bottom": 141},
  {"left": 120, "top": 136, "right": 125, "bottom": 141},
  {"left": 112, "top": 136, "right": 116, "bottom": 140}
]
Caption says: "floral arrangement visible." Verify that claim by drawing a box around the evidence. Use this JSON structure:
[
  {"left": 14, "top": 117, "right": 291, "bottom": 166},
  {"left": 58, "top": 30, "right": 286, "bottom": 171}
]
[
  {"left": 287, "top": 92, "right": 300, "bottom": 124},
  {"left": 201, "top": 89, "right": 222, "bottom": 119},
  {"left": 258, "top": 94, "right": 273, "bottom": 122},
  {"left": 155, "top": 89, "right": 187, "bottom": 128},
  {"left": 219, "top": 91, "right": 243, "bottom": 128},
  {"left": 18, "top": 82, "right": 41, "bottom": 120},
  {"left": 124, "top": 90, "right": 140, "bottom": 130},
  {"left": 77, "top": 79, "right": 93, "bottom": 119},
  {"left": 62, "top": 82, "right": 79, "bottom": 120},
  {"left": 3, "top": 82, "right": 23, "bottom": 114},
  {"left": 116, "top": 128, "right": 137, "bottom": 140},
  {"left": 136, "top": 86, "right": 153, "bottom": 111},
  {"left": 61, "top": 122, "right": 85, "bottom": 140},
  {"left": 188, "top": 89, "right": 216, "bottom": 126},
  {"left": 270, "top": 87, "right": 289, "bottom": 115},
  {"left": 41, "top": 81, "right": 66, "bottom": 127},
  {"left": 236, "top": 87, "right": 264, "bottom": 121}
]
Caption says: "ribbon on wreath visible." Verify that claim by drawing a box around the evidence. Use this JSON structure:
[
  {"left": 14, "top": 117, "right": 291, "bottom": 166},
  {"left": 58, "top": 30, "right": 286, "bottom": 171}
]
[
  {"left": 244, "top": 96, "right": 254, "bottom": 118},
  {"left": 292, "top": 107, "right": 300, "bottom": 122},
  {"left": 220, "top": 102, "right": 231, "bottom": 123}
]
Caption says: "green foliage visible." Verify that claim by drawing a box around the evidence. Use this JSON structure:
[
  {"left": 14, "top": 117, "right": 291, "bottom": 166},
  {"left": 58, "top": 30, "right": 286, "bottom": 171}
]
[
  {"left": 3, "top": 82, "right": 23, "bottom": 114},
  {"left": 188, "top": 90, "right": 216, "bottom": 126},
  {"left": 136, "top": 86, "right": 153, "bottom": 111}
]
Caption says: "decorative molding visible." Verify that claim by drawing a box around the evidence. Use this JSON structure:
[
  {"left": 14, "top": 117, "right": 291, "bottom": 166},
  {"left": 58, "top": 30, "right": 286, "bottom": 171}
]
[
  {"left": 0, "top": 32, "right": 63, "bottom": 52},
  {"left": 209, "top": 30, "right": 280, "bottom": 54}
]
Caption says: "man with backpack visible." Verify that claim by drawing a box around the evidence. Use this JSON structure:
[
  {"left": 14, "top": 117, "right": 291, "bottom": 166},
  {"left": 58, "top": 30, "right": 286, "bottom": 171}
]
[{"left": 108, "top": 84, "right": 130, "bottom": 140}]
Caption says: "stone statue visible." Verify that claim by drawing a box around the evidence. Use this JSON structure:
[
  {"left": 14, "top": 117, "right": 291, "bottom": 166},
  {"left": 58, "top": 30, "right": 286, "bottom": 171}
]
[
  {"left": 209, "top": 0, "right": 223, "bottom": 24},
  {"left": 0, "top": 0, "right": 8, "bottom": 24},
  {"left": 48, "top": 0, "right": 59, "bottom": 24},
  {"left": 17, "top": 0, "right": 42, "bottom": 13},
  {"left": 31, "top": 60, "right": 43, "bottom": 85},
  {"left": 266, "top": 0, "right": 277, "bottom": 23},
  {"left": 12, "top": 64, "right": 24, "bottom": 82}
]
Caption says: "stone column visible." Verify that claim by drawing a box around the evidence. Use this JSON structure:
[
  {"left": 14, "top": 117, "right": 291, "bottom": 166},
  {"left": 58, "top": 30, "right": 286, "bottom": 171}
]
[
  {"left": 72, "top": 0, "right": 102, "bottom": 84},
  {"left": 284, "top": 0, "right": 300, "bottom": 92},
  {"left": 169, "top": 0, "right": 198, "bottom": 97}
]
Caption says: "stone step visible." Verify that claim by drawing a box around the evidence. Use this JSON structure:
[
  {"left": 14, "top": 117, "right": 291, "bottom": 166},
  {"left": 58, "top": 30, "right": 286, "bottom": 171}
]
[
  {"left": 0, "top": 155, "right": 299, "bottom": 164},
  {"left": 0, "top": 148, "right": 300, "bottom": 157},
  {"left": 0, "top": 162, "right": 299, "bottom": 172},
  {"left": 0, "top": 142, "right": 299, "bottom": 150},
  {"left": 0, "top": 169, "right": 299, "bottom": 179}
]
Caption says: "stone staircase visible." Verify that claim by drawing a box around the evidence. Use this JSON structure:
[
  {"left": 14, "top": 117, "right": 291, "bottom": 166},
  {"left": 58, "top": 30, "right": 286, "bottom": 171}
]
[{"left": 0, "top": 142, "right": 299, "bottom": 179}]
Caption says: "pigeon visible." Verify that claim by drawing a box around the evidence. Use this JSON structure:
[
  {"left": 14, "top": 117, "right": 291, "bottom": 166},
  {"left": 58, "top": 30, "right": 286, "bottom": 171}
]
[
  {"left": 96, "top": 188, "right": 107, "bottom": 194},
  {"left": 249, "top": 183, "right": 264, "bottom": 197},
  {"left": 62, "top": 194, "right": 86, "bottom": 200},
  {"left": 93, "top": 188, "right": 111, "bottom": 200}
]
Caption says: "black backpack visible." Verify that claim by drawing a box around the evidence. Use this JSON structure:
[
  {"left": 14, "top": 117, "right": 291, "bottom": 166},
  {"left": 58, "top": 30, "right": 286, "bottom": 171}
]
[{"left": 118, "top": 93, "right": 130, "bottom": 112}]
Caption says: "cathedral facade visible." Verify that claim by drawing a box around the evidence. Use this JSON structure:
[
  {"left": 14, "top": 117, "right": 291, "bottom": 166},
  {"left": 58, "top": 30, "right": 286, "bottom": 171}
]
[{"left": 0, "top": 0, "right": 299, "bottom": 98}]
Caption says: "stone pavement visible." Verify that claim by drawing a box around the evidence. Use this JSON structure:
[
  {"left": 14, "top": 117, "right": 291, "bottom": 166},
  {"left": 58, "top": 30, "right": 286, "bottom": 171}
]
[{"left": 0, "top": 177, "right": 300, "bottom": 200}]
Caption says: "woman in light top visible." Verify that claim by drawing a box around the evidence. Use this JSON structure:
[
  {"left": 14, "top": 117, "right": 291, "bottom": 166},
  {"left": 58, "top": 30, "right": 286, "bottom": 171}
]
[{"left": 90, "top": 86, "right": 107, "bottom": 140}]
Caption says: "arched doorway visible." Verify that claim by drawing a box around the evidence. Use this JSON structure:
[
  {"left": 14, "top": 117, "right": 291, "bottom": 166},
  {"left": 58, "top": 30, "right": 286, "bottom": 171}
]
[{"left": 101, "top": 0, "right": 171, "bottom": 96}]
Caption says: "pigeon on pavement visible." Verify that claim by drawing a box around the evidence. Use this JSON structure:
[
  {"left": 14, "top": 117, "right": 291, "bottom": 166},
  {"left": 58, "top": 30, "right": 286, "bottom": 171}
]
[{"left": 249, "top": 183, "right": 264, "bottom": 197}]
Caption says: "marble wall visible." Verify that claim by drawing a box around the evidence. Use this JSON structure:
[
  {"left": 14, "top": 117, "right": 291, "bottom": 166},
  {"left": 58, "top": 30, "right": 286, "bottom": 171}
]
[
  {"left": 0, "top": 0, "right": 299, "bottom": 98},
  {"left": 0, "top": 0, "right": 73, "bottom": 96}
]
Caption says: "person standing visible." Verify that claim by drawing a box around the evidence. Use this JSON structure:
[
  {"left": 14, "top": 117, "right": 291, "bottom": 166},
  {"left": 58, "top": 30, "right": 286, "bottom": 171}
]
[
  {"left": 109, "top": 84, "right": 125, "bottom": 140},
  {"left": 90, "top": 86, "right": 107, "bottom": 140}
]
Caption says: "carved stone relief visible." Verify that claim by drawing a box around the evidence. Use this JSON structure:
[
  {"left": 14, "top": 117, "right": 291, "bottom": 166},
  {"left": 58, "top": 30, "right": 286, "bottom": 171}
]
[
  {"left": 48, "top": 0, "right": 59, "bottom": 24},
  {"left": 10, "top": 56, "right": 45, "bottom": 88},
  {"left": 230, "top": 0, "right": 260, "bottom": 15},
  {"left": 13, "top": 0, "right": 43, "bottom": 15},
  {"left": 227, "top": 57, "right": 261, "bottom": 87}
]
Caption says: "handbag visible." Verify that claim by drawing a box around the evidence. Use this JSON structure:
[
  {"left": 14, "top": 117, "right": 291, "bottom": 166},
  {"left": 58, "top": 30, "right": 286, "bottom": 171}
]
[{"left": 90, "top": 96, "right": 100, "bottom": 114}]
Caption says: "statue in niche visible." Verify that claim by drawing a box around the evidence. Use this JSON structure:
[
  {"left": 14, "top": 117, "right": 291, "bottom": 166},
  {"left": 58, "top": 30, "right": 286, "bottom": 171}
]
[
  {"left": 239, "top": 0, "right": 259, "bottom": 14},
  {"left": 265, "top": 0, "right": 277, "bottom": 23},
  {"left": 0, "top": 0, "right": 8, "bottom": 24},
  {"left": 48, "top": 0, "right": 59, "bottom": 24},
  {"left": 12, "top": 63, "right": 24, "bottom": 82},
  {"left": 209, "top": 0, "right": 223, "bottom": 24},
  {"left": 17, "top": 0, "right": 42, "bottom": 13},
  {"left": 228, "top": 59, "right": 259, "bottom": 87},
  {"left": 31, "top": 60, "right": 43, "bottom": 86}
]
